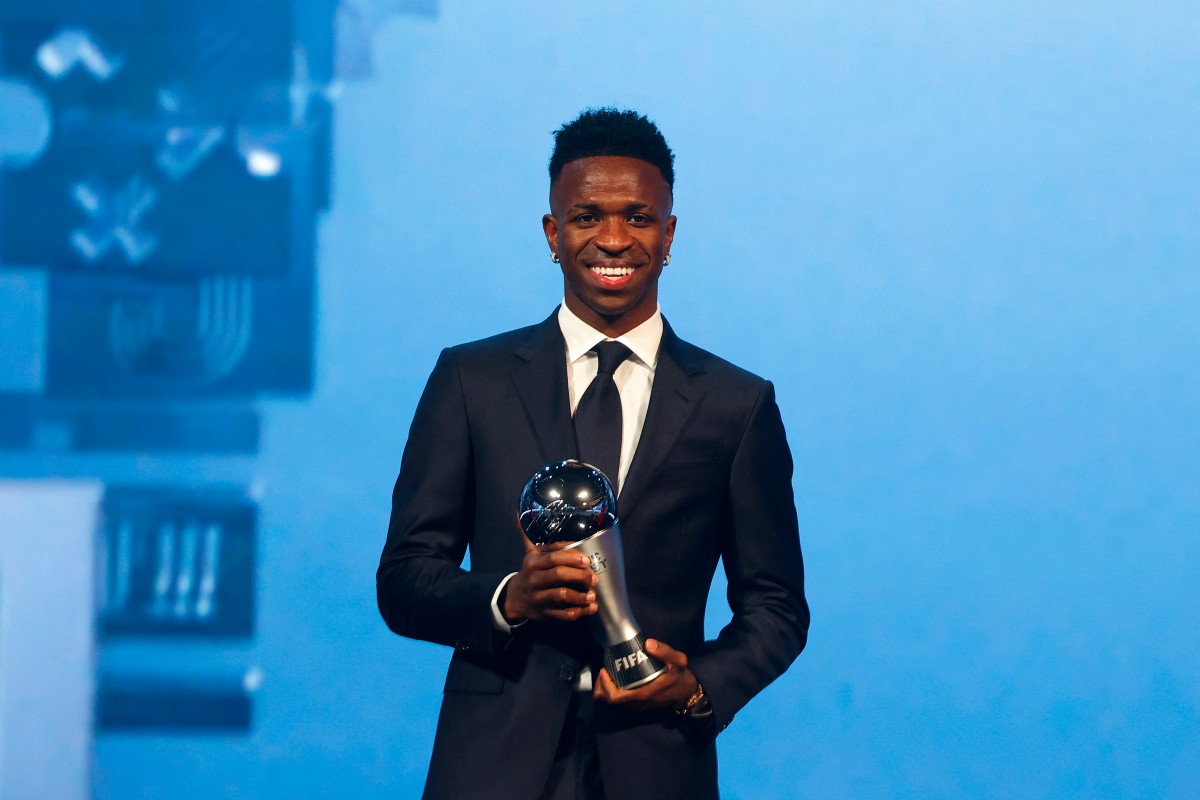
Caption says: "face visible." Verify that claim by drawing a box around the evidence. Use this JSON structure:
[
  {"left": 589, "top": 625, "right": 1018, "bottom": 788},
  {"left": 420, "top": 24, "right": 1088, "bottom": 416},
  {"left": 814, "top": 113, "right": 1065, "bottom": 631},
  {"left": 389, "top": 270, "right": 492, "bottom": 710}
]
[{"left": 543, "top": 156, "right": 676, "bottom": 337}]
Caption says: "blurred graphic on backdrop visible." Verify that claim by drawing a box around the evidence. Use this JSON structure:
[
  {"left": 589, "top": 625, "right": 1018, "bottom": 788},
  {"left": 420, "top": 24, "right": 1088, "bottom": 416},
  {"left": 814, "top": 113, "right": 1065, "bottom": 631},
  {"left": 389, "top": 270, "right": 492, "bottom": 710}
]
[{"left": 0, "top": 1, "right": 434, "bottom": 796}]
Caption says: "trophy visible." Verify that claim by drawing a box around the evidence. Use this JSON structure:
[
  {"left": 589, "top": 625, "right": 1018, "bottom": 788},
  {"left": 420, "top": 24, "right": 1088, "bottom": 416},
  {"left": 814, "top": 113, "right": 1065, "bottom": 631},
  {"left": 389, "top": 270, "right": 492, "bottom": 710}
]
[{"left": 518, "top": 459, "right": 667, "bottom": 689}]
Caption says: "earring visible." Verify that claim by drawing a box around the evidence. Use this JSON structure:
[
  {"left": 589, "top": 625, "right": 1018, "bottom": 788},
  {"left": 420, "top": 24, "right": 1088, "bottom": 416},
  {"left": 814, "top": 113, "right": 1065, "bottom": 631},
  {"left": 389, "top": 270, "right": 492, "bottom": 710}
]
[
  {"left": 662, "top": 254, "right": 671, "bottom": 266},
  {"left": 551, "top": 253, "right": 560, "bottom": 263}
]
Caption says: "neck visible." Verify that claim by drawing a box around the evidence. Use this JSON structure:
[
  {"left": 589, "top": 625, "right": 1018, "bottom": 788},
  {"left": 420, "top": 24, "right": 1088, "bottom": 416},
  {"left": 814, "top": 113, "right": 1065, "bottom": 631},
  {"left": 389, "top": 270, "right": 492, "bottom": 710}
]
[{"left": 563, "top": 298, "right": 656, "bottom": 339}]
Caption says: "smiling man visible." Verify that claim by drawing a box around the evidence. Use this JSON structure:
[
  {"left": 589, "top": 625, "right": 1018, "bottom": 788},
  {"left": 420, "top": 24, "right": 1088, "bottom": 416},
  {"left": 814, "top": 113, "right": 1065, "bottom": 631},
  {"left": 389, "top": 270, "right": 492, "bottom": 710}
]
[
  {"left": 543, "top": 152, "right": 674, "bottom": 337},
  {"left": 378, "top": 108, "right": 809, "bottom": 800}
]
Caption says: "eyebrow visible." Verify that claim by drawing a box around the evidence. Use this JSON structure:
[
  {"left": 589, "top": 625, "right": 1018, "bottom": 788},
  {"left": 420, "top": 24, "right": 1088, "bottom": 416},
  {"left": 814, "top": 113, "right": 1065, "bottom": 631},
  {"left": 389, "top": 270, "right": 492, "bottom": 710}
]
[{"left": 570, "top": 202, "right": 653, "bottom": 212}]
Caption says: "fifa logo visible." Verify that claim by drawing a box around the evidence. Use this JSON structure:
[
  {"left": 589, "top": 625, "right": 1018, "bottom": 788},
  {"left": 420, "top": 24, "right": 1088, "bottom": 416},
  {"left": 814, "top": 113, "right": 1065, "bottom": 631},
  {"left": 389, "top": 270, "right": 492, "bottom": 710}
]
[{"left": 613, "top": 649, "right": 650, "bottom": 673}]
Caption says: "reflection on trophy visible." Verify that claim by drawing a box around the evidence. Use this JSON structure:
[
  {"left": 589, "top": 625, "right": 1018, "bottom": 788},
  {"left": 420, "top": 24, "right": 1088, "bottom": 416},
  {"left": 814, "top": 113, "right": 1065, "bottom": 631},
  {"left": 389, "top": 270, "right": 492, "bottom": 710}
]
[{"left": 518, "top": 459, "right": 667, "bottom": 689}]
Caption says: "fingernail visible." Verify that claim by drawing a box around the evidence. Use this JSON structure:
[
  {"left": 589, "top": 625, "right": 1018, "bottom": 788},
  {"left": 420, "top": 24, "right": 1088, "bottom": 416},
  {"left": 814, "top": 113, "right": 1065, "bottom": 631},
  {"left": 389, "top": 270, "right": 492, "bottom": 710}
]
[{"left": 586, "top": 592, "right": 596, "bottom": 603}]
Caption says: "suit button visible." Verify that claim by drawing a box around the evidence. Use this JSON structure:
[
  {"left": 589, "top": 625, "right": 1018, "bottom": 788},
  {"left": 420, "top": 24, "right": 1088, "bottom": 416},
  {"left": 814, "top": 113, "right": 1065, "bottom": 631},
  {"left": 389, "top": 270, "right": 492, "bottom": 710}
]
[{"left": 559, "top": 665, "right": 576, "bottom": 683}]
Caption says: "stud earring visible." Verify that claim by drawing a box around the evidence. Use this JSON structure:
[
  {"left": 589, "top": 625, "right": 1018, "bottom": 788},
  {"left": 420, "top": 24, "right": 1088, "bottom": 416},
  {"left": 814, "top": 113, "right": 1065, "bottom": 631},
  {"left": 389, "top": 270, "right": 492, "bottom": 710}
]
[
  {"left": 662, "top": 254, "right": 671, "bottom": 266},
  {"left": 551, "top": 253, "right": 560, "bottom": 263}
]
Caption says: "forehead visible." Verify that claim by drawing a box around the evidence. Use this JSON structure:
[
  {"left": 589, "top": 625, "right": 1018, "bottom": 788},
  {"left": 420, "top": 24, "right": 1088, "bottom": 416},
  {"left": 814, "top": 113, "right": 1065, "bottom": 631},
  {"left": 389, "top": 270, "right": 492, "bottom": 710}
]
[{"left": 551, "top": 156, "right": 672, "bottom": 208}]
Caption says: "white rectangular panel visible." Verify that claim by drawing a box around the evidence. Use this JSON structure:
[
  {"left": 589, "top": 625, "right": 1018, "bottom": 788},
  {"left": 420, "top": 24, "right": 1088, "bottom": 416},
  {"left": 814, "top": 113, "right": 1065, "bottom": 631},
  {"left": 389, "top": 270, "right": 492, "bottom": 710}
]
[{"left": 0, "top": 480, "right": 101, "bottom": 800}]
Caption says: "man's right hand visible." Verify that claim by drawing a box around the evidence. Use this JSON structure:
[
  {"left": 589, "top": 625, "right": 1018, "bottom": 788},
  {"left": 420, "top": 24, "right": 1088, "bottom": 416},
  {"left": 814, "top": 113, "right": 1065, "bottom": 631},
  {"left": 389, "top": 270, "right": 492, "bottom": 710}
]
[{"left": 501, "top": 536, "right": 599, "bottom": 624}]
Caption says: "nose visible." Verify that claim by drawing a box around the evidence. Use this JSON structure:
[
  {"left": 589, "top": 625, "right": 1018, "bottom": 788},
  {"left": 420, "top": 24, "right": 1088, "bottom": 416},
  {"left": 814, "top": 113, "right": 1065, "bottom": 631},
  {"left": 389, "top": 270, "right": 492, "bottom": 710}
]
[{"left": 593, "top": 217, "right": 634, "bottom": 255}]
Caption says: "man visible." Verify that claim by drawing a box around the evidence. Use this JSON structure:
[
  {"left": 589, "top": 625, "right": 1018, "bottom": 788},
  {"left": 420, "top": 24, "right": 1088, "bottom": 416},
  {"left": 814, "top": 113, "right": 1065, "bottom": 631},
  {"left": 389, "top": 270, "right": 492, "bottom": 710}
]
[{"left": 378, "top": 108, "right": 808, "bottom": 800}]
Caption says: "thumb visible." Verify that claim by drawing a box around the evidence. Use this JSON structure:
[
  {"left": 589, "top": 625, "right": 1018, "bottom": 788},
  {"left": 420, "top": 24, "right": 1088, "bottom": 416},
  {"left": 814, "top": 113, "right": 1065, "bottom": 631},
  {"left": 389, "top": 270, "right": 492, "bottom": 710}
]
[
  {"left": 647, "top": 639, "right": 688, "bottom": 669},
  {"left": 518, "top": 527, "right": 536, "bottom": 554}
]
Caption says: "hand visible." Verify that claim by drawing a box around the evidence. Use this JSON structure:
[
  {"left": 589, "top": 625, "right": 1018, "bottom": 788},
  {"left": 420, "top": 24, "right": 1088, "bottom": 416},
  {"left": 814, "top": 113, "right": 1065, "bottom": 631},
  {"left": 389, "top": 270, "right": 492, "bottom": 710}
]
[
  {"left": 502, "top": 535, "right": 598, "bottom": 624},
  {"left": 593, "top": 639, "right": 699, "bottom": 712}
]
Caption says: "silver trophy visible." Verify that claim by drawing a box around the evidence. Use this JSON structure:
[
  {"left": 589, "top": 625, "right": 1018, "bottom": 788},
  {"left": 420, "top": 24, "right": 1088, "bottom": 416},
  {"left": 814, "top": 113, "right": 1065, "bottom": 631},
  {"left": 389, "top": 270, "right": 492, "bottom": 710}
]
[{"left": 518, "top": 459, "right": 667, "bottom": 689}]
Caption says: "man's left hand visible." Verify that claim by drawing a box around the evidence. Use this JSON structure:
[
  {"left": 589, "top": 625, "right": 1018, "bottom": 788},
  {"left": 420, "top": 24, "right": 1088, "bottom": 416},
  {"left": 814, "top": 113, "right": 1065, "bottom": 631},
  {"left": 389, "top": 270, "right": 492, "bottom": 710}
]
[{"left": 592, "top": 638, "right": 699, "bottom": 712}]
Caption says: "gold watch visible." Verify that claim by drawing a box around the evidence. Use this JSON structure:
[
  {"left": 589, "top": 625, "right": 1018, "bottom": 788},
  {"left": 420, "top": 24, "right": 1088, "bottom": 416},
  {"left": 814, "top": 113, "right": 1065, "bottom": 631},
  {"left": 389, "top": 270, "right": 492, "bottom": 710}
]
[{"left": 676, "top": 681, "right": 707, "bottom": 716}]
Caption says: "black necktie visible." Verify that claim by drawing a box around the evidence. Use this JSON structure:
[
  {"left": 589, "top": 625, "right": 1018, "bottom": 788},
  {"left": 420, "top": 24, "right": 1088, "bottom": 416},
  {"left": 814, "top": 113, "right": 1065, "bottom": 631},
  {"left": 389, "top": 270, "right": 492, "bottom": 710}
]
[{"left": 574, "top": 341, "right": 633, "bottom": 491}]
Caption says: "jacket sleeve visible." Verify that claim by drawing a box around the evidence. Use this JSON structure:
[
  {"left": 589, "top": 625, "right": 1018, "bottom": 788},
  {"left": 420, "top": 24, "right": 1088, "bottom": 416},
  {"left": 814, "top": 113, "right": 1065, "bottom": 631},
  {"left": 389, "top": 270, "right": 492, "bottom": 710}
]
[
  {"left": 376, "top": 348, "right": 510, "bottom": 656},
  {"left": 688, "top": 380, "right": 810, "bottom": 736}
]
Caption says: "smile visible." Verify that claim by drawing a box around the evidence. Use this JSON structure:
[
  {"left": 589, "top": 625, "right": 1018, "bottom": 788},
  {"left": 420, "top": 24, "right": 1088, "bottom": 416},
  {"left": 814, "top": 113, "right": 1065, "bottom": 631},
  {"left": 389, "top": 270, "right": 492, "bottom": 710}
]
[{"left": 589, "top": 265, "right": 635, "bottom": 278}]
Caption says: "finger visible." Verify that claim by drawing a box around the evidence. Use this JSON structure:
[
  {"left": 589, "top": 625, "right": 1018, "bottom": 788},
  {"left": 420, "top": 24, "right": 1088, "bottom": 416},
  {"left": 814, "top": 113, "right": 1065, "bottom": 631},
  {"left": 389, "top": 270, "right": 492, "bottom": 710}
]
[
  {"left": 646, "top": 639, "right": 688, "bottom": 669},
  {"left": 526, "top": 562, "right": 596, "bottom": 591},
  {"left": 539, "top": 606, "right": 595, "bottom": 622},
  {"left": 533, "top": 549, "right": 594, "bottom": 570},
  {"left": 525, "top": 565, "right": 595, "bottom": 593},
  {"left": 530, "top": 586, "right": 596, "bottom": 609},
  {"left": 597, "top": 666, "right": 657, "bottom": 706},
  {"left": 600, "top": 666, "right": 689, "bottom": 710},
  {"left": 593, "top": 668, "right": 618, "bottom": 703},
  {"left": 540, "top": 597, "right": 600, "bottom": 623},
  {"left": 520, "top": 531, "right": 537, "bottom": 554}
]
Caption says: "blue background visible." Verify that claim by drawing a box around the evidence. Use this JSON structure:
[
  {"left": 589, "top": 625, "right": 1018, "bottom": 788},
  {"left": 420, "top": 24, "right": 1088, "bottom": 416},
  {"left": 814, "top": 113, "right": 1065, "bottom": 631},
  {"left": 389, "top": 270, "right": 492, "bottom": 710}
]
[{"left": 6, "top": 1, "right": 1199, "bottom": 798}]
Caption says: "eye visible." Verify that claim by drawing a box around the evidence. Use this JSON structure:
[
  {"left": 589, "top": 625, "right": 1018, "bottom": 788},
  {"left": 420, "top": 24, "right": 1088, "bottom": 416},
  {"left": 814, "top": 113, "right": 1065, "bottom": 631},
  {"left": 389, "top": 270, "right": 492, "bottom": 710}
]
[
  {"left": 629, "top": 213, "right": 651, "bottom": 224},
  {"left": 574, "top": 213, "right": 598, "bottom": 225}
]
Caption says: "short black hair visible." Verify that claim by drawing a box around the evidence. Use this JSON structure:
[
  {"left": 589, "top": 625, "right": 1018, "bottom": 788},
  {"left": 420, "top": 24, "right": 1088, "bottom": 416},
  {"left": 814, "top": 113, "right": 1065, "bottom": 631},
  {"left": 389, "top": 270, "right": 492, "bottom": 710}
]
[{"left": 549, "top": 108, "right": 675, "bottom": 190}]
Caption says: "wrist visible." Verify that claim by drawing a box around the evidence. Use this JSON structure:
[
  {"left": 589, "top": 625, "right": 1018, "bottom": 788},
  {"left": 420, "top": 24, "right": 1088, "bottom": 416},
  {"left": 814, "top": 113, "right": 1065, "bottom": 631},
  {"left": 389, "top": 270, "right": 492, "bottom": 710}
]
[
  {"left": 676, "top": 679, "right": 708, "bottom": 716},
  {"left": 499, "top": 583, "right": 525, "bottom": 625},
  {"left": 493, "top": 574, "right": 527, "bottom": 629}
]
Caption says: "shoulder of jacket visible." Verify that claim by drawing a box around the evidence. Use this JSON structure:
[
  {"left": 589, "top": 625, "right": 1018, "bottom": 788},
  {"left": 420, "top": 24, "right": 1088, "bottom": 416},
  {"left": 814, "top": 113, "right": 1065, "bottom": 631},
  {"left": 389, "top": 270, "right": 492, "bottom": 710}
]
[
  {"left": 440, "top": 322, "right": 546, "bottom": 363},
  {"left": 670, "top": 337, "right": 772, "bottom": 393}
]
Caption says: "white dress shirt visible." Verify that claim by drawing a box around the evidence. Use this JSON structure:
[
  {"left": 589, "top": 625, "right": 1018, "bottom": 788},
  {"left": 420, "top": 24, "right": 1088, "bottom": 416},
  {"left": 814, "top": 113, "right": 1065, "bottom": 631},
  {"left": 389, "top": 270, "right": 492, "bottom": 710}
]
[
  {"left": 489, "top": 303, "right": 664, "bottom": 688},
  {"left": 558, "top": 302, "right": 662, "bottom": 494}
]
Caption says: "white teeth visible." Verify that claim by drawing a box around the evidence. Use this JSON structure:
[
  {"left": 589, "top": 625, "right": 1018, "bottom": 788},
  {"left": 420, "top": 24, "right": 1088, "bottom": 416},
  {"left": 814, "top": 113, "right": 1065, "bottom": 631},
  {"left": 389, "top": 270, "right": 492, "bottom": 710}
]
[{"left": 591, "top": 266, "right": 634, "bottom": 278}]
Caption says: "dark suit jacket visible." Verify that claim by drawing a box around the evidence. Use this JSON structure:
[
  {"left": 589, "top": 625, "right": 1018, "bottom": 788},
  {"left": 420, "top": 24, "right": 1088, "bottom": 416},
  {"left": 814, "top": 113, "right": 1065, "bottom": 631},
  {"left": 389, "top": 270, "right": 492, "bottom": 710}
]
[{"left": 378, "top": 312, "right": 808, "bottom": 800}]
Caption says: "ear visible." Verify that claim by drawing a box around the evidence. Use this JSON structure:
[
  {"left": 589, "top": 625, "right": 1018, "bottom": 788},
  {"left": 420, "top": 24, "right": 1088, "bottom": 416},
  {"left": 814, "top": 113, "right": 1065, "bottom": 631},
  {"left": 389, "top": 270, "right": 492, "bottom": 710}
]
[
  {"left": 542, "top": 213, "right": 560, "bottom": 255},
  {"left": 665, "top": 215, "right": 677, "bottom": 253}
]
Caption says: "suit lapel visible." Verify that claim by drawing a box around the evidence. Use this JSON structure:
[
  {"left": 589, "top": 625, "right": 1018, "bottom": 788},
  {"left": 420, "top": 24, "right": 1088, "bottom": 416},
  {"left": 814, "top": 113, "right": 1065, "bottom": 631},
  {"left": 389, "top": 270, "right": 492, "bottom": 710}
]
[
  {"left": 509, "top": 313, "right": 708, "bottom": 519},
  {"left": 618, "top": 320, "right": 707, "bottom": 520},
  {"left": 510, "top": 312, "right": 578, "bottom": 464}
]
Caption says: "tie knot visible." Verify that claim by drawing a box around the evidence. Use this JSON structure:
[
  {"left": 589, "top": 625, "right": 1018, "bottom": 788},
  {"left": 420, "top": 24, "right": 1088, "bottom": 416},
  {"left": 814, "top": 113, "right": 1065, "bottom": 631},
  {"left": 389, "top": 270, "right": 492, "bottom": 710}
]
[{"left": 591, "top": 341, "right": 632, "bottom": 376}]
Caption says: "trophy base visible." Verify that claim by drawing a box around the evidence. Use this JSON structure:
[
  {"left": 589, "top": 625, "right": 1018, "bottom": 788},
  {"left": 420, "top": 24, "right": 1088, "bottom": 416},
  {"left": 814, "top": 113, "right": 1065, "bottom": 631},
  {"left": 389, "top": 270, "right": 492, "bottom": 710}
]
[{"left": 603, "top": 632, "right": 668, "bottom": 690}]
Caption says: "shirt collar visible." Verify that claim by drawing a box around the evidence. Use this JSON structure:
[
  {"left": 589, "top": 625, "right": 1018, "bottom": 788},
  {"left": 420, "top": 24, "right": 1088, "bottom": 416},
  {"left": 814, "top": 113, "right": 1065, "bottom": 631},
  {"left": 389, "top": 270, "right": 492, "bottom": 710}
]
[{"left": 557, "top": 302, "right": 663, "bottom": 370}]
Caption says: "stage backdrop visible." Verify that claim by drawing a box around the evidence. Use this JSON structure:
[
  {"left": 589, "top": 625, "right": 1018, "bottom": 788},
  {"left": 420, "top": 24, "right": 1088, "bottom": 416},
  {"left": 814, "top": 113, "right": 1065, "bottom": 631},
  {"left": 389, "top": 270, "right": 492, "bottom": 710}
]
[{"left": 1, "top": 1, "right": 1196, "bottom": 798}]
